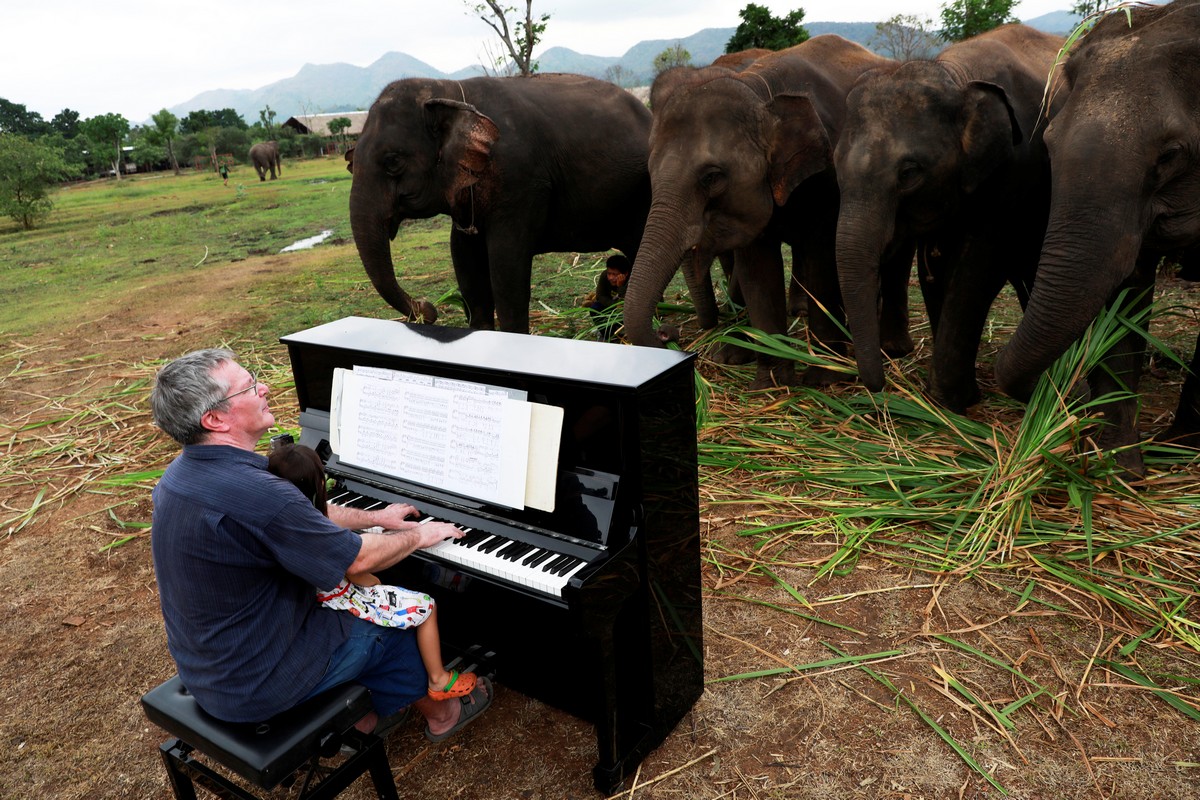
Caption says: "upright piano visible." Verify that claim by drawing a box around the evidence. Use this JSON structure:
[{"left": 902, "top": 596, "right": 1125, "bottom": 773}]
[{"left": 280, "top": 317, "right": 704, "bottom": 794}]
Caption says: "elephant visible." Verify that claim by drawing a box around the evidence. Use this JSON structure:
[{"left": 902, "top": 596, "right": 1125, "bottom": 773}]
[
  {"left": 249, "top": 141, "right": 282, "bottom": 181},
  {"left": 994, "top": 0, "right": 1200, "bottom": 476},
  {"left": 625, "top": 35, "right": 913, "bottom": 389},
  {"left": 834, "top": 24, "right": 1068, "bottom": 412},
  {"left": 347, "top": 74, "right": 651, "bottom": 332}
]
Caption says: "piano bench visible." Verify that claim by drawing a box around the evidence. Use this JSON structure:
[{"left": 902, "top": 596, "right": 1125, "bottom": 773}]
[{"left": 140, "top": 675, "right": 399, "bottom": 800}]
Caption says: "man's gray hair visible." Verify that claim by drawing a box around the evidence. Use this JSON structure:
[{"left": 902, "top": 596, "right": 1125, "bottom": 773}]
[{"left": 150, "top": 348, "right": 237, "bottom": 445}]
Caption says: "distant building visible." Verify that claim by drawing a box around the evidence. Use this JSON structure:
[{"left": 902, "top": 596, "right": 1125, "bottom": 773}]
[{"left": 282, "top": 112, "right": 369, "bottom": 137}]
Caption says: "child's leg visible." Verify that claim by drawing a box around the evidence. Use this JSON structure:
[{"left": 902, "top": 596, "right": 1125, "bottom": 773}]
[{"left": 416, "top": 605, "right": 451, "bottom": 691}]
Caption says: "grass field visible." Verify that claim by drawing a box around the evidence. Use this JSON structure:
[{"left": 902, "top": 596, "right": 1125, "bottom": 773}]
[{"left": 3, "top": 155, "right": 1200, "bottom": 799}]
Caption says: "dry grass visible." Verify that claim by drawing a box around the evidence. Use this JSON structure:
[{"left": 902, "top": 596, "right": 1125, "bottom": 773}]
[{"left": 3, "top": 177, "right": 1200, "bottom": 797}]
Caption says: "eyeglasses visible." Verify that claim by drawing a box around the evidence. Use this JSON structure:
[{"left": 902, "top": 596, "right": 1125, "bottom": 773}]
[{"left": 206, "top": 374, "right": 258, "bottom": 412}]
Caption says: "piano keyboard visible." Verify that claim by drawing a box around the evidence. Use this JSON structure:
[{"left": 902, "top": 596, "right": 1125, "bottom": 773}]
[{"left": 327, "top": 486, "right": 592, "bottom": 599}]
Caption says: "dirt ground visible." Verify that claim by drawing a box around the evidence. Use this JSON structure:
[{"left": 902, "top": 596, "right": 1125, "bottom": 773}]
[{"left": 3, "top": 253, "right": 1200, "bottom": 800}]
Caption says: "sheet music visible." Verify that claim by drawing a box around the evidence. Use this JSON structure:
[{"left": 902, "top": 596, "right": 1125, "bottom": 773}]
[{"left": 331, "top": 366, "right": 556, "bottom": 510}]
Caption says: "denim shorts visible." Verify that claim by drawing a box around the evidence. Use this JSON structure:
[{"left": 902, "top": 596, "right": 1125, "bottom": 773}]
[{"left": 301, "top": 615, "right": 427, "bottom": 716}]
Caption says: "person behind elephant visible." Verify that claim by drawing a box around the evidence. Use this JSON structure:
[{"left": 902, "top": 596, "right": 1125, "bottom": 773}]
[
  {"left": 588, "top": 253, "right": 632, "bottom": 341},
  {"left": 149, "top": 348, "right": 492, "bottom": 742},
  {"left": 266, "top": 442, "right": 478, "bottom": 703}
]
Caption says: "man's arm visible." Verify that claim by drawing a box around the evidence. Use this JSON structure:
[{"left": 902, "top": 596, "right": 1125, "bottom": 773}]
[
  {"left": 327, "top": 501, "right": 420, "bottom": 532},
  {"left": 348, "top": 520, "right": 462, "bottom": 575}
]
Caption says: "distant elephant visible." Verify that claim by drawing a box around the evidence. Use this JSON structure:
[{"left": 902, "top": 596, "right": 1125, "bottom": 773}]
[
  {"left": 835, "top": 24, "right": 1067, "bottom": 412},
  {"left": 994, "top": 0, "right": 1200, "bottom": 476},
  {"left": 347, "top": 74, "right": 651, "bottom": 331},
  {"left": 626, "top": 36, "right": 911, "bottom": 388},
  {"left": 249, "top": 141, "right": 282, "bottom": 181}
]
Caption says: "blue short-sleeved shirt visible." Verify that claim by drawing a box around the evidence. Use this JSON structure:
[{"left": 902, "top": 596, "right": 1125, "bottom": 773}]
[{"left": 151, "top": 444, "right": 362, "bottom": 722}]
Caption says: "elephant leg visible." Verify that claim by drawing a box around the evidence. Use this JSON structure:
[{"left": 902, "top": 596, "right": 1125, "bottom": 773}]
[
  {"left": 485, "top": 237, "right": 534, "bottom": 335},
  {"left": 926, "top": 242, "right": 1011, "bottom": 412},
  {"left": 735, "top": 239, "right": 794, "bottom": 388},
  {"left": 1088, "top": 277, "right": 1155, "bottom": 478},
  {"left": 681, "top": 248, "right": 721, "bottom": 330},
  {"left": 449, "top": 231, "right": 497, "bottom": 330},
  {"left": 879, "top": 243, "right": 915, "bottom": 358},
  {"left": 1164, "top": 329, "right": 1200, "bottom": 447}
]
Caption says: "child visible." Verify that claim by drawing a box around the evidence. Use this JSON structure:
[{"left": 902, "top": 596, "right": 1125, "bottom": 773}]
[
  {"left": 588, "top": 253, "right": 632, "bottom": 341},
  {"left": 267, "top": 443, "right": 476, "bottom": 702}
]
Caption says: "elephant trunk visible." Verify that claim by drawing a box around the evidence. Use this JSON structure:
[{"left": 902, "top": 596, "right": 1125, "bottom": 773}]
[
  {"left": 994, "top": 200, "right": 1144, "bottom": 401},
  {"left": 625, "top": 195, "right": 702, "bottom": 347},
  {"left": 349, "top": 187, "right": 437, "bottom": 324},
  {"left": 836, "top": 197, "right": 897, "bottom": 392}
]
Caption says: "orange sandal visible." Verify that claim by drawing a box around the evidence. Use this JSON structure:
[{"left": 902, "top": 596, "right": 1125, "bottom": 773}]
[{"left": 427, "top": 670, "right": 477, "bottom": 701}]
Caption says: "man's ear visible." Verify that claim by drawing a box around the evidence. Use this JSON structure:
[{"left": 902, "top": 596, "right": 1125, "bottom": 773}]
[{"left": 199, "top": 408, "right": 229, "bottom": 434}]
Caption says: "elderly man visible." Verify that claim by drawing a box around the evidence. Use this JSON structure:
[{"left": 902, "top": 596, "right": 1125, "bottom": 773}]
[{"left": 148, "top": 348, "right": 491, "bottom": 739}]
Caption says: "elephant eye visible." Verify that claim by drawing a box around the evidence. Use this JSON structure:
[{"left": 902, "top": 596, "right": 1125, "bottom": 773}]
[
  {"left": 382, "top": 153, "right": 405, "bottom": 177},
  {"left": 699, "top": 168, "right": 726, "bottom": 196},
  {"left": 1155, "top": 143, "right": 1186, "bottom": 180},
  {"left": 897, "top": 161, "right": 923, "bottom": 192}
]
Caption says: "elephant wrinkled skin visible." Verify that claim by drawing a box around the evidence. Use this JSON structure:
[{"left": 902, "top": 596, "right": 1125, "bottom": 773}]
[
  {"left": 348, "top": 75, "right": 651, "bottom": 333},
  {"left": 249, "top": 141, "right": 282, "bottom": 181},
  {"left": 994, "top": 0, "right": 1200, "bottom": 477},
  {"left": 835, "top": 24, "right": 1067, "bottom": 411},
  {"left": 625, "top": 36, "right": 911, "bottom": 389}
]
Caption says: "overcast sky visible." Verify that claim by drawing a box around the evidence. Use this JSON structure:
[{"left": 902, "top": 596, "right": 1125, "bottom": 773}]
[{"left": 6, "top": 0, "right": 1070, "bottom": 123}]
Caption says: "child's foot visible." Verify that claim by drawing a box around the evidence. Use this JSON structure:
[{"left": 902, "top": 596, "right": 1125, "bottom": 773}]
[{"left": 427, "top": 669, "right": 477, "bottom": 701}]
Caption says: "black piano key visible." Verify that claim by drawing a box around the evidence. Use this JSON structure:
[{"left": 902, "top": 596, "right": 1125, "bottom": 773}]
[
  {"left": 522, "top": 549, "right": 552, "bottom": 567},
  {"left": 458, "top": 528, "right": 490, "bottom": 547},
  {"left": 501, "top": 543, "right": 534, "bottom": 561},
  {"left": 477, "top": 535, "right": 510, "bottom": 554},
  {"left": 550, "top": 555, "right": 583, "bottom": 576},
  {"left": 541, "top": 554, "right": 571, "bottom": 573}
]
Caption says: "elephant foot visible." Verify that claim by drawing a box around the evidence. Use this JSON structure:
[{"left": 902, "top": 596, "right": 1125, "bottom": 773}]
[
  {"left": 711, "top": 340, "right": 756, "bottom": 366},
  {"left": 750, "top": 360, "right": 798, "bottom": 390},
  {"left": 881, "top": 331, "right": 915, "bottom": 358},
  {"left": 928, "top": 379, "right": 982, "bottom": 414},
  {"left": 1094, "top": 421, "right": 1146, "bottom": 481},
  {"left": 801, "top": 364, "right": 849, "bottom": 388}
]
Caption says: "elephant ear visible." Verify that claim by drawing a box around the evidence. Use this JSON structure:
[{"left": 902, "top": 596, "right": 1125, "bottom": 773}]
[
  {"left": 423, "top": 98, "right": 500, "bottom": 204},
  {"left": 766, "top": 94, "right": 831, "bottom": 206},
  {"left": 344, "top": 147, "right": 355, "bottom": 175},
  {"left": 960, "top": 80, "right": 1021, "bottom": 195}
]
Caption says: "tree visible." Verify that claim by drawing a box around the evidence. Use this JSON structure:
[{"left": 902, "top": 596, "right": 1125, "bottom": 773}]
[
  {"left": 327, "top": 116, "right": 353, "bottom": 152},
  {"left": 49, "top": 109, "right": 81, "bottom": 139},
  {"left": 80, "top": 112, "right": 130, "bottom": 180},
  {"left": 1071, "top": 0, "right": 1111, "bottom": 17},
  {"left": 467, "top": 1, "right": 549, "bottom": 77},
  {"left": 0, "top": 134, "right": 77, "bottom": 229},
  {"left": 259, "top": 104, "right": 277, "bottom": 140},
  {"left": 179, "top": 108, "right": 247, "bottom": 135},
  {"left": 653, "top": 44, "right": 693, "bottom": 76},
  {"left": 870, "top": 14, "right": 943, "bottom": 60},
  {"left": 725, "top": 3, "right": 809, "bottom": 53},
  {"left": 604, "top": 64, "right": 635, "bottom": 88},
  {"left": 148, "top": 109, "right": 182, "bottom": 175},
  {"left": 0, "top": 98, "right": 48, "bottom": 137},
  {"left": 939, "top": 0, "right": 1017, "bottom": 42}
]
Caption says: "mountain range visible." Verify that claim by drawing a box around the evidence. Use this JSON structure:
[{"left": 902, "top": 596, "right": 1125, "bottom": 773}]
[{"left": 169, "top": 12, "right": 1081, "bottom": 125}]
